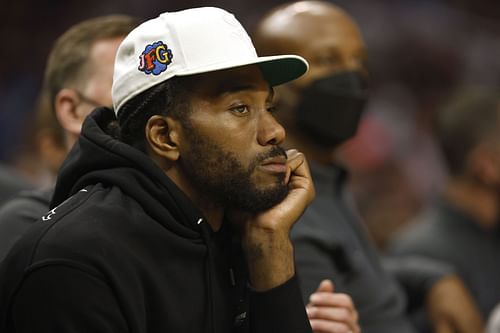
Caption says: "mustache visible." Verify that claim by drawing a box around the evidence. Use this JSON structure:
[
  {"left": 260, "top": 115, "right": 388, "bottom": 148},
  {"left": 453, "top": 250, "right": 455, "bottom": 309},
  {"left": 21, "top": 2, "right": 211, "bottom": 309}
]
[{"left": 250, "top": 146, "right": 287, "bottom": 170}]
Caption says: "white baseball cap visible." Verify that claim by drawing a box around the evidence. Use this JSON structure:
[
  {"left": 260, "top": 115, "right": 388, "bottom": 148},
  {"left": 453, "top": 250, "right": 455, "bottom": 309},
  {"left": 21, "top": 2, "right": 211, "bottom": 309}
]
[{"left": 112, "top": 7, "right": 309, "bottom": 114}]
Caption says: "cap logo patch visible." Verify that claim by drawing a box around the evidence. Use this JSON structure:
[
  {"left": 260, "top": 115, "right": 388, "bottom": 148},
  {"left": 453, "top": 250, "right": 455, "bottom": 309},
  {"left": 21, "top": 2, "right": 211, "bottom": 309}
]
[{"left": 138, "top": 41, "right": 173, "bottom": 75}]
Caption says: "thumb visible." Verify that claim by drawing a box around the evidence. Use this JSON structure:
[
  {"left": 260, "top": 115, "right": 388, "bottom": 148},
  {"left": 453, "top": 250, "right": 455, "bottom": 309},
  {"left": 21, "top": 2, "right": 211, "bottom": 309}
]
[{"left": 316, "top": 279, "right": 335, "bottom": 293}]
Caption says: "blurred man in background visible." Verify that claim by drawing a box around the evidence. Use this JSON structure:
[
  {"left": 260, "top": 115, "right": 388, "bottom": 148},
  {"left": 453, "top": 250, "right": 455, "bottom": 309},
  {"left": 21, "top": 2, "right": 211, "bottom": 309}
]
[
  {"left": 254, "top": 1, "right": 484, "bottom": 332},
  {"left": 390, "top": 87, "right": 500, "bottom": 322},
  {"left": 0, "top": 14, "right": 139, "bottom": 261}
]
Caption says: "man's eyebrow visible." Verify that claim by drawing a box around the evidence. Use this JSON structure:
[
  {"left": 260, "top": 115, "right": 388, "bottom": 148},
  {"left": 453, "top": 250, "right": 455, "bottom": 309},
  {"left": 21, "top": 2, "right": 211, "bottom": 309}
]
[
  {"left": 223, "top": 84, "right": 257, "bottom": 94},
  {"left": 218, "top": 84, "right": 274, "bottom": 100}
]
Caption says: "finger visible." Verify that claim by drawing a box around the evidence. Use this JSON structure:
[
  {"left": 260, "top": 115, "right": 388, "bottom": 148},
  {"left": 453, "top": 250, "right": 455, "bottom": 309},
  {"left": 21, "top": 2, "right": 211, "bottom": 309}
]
[
  {"left": 309, "top": 318, "right": 353, "bottom": 333},
  {"left": 352, "top": 309, "right": 359, "bottom": 324},
  {"left": 286, "top": 149, "right": 305, "bottom": 173},
  {"left": 284, "top": 149, "right": 297, "bottom": 184},
  {"left": 316, "top": 279, "right": 335, "bottom": 293},
  {"left": 283, "top": 150, "right": 315, "bottom": 205},
  {"left": 284, "top": 164, "right": 292, "bottom": 185},
  {"left": 307, "top": 307, "right": 358, "bottom": 331},
  {"left": 285, "top": 149, "right": 312, "bottom": 181},
  {"left": 285, "top": 148, "right": 300, "bottom": 160},
  {"left": 309, "top": 292, "right": 355, "bottom": 309}
]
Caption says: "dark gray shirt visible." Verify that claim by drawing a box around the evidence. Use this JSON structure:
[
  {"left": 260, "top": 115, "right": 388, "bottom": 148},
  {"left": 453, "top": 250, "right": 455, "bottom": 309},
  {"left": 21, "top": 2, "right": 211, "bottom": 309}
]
[
  {"left": 291, "top": 162, "right": 418, "bottom": 333},
  {"left": 0, "top": 187, "right": 52, "bottom": 262},
  {"left": 389, "top": 197, "right": 500, "bottom": 318},
  {"left": 0, "top": 165, "right": 32, "bottom": 206}
]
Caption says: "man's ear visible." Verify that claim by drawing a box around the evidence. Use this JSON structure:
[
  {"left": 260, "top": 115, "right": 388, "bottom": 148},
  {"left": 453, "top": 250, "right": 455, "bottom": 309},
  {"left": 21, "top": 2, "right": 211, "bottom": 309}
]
[
  {"left": 468, "top": 143, "right": 500, "bottom": 187},
  {"left": 146, "top": 115, "right": 181, "bottom": 161},
  {"left": 54, "top": 88, "right": 83, "bottom": 137}
]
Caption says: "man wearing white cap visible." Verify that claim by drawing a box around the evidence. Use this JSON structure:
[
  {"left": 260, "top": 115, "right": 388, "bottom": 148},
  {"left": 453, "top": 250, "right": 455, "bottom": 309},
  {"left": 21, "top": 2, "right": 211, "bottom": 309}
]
[{"left": 0, "top": 7, "right": 317, "bottom": 333}]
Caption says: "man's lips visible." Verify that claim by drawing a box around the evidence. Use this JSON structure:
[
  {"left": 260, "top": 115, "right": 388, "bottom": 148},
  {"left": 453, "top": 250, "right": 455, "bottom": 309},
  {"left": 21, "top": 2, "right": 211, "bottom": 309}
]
[{"left": 259, "top": 155, "right": 288, "bottom": 173}]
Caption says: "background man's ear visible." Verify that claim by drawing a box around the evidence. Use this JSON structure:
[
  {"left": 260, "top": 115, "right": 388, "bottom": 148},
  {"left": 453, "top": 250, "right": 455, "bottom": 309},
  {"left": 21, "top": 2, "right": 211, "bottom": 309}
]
[
  {"left": 146, "top": 115, "right": 181, "bottom": 161},
  {"left": 469, "top": 144, "right": 500, "bottom": 187},
  {"left": 55, "top": 88, "right": 85, "bottom": 137}
]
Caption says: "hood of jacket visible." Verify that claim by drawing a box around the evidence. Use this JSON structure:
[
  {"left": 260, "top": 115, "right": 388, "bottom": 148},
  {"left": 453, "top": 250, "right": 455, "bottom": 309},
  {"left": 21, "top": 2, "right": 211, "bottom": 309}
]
[{"left": 51, "top": 107, "right": 204, "bottom": 237}]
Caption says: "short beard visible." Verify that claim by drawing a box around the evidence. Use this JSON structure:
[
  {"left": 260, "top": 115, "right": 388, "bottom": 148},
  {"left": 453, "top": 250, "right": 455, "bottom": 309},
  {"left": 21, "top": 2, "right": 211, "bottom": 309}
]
[{"left": 179, "top": 125, "right": 289, "bottom": 213}]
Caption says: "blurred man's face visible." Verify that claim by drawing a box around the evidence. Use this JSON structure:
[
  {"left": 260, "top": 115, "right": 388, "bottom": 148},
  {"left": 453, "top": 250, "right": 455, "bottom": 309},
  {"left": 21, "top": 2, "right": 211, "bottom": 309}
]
[
  {"left": 76, "top": 37, "right": 124, "bottom": 114},
  {"left": 253, "top": 5, "right": 370, "bottom": 150},
  {"left": 42, "top": 37, "right": 124, "bottom": 174},
  {"left": 177, "top": 65, "right": 289, "bottom": 212}
]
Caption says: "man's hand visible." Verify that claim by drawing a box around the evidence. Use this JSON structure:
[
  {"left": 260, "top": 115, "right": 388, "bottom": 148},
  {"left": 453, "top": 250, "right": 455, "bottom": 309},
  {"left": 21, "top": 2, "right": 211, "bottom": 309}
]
[
  {"left": 245, "top": 149, "right": 315, "bottom": 232},
  {"left": 242, "top": 149, "right": 315, "bottom": 290},
  {"left": 427, "top": 275, "right": 484, "bottom": 333},
  {"left": 307, "top": 280, "right": 361, "bottom": 333}
]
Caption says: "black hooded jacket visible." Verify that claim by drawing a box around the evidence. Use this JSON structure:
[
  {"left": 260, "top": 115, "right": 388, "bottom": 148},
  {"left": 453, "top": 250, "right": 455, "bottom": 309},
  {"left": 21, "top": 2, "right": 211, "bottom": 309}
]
[{"left": 0, "top": 107, "right": 312, "bottom": 333}]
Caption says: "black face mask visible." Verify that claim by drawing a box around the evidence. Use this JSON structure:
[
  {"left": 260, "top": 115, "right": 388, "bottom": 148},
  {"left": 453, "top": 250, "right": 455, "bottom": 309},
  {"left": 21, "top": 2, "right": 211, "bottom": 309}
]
[{"left": 296, "top": 71, "right": 369, "bottom": 147}]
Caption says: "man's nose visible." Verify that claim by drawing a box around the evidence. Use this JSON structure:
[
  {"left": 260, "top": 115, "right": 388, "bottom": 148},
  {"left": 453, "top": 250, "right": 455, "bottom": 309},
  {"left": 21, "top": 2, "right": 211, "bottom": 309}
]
[{"left": 257, "top": 110, "right": 286, "bottom": 146}]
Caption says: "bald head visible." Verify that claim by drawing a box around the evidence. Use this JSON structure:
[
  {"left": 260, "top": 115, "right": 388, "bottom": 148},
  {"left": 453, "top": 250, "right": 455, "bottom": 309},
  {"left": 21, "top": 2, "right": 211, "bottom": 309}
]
[
  {"left": 254, "top": 1, "right": 367, "bottom": 86},
  {"left": 253, "top": 2, "right": 369, "bottom": 156}
]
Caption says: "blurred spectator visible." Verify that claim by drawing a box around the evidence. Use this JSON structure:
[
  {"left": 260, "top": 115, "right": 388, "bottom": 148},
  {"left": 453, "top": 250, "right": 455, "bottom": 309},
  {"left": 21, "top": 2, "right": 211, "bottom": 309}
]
[
  {"left": 390, "top": 87, "right": 500, "bottom": 320},
  {"left": 0, "top": 15, "right": 138, "bottom": 262},
  {"left": 253, "top": 2, "right": 484, "bottom": 332}
]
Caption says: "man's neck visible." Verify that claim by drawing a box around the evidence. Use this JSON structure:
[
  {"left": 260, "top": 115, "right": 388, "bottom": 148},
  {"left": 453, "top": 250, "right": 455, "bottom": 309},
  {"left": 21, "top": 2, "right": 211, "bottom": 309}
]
[
  {"left": 164, "top": 165, "right": 224, "bottom": 231},
  {"left": 445, "top": 178, "right": 499, "bottom": 229}
]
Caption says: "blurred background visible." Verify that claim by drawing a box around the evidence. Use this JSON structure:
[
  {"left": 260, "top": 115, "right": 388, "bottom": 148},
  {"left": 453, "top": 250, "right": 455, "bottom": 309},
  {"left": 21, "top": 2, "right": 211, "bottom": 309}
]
[{"left": 1, "top": 0, "right": 499, "bottom": 248}]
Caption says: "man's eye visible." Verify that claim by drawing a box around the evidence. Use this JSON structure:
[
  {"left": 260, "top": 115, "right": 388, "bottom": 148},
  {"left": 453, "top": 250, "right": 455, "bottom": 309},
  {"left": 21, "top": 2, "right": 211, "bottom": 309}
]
[{"left": 230, "top": 105, "right": 249, "bottom": 114}]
